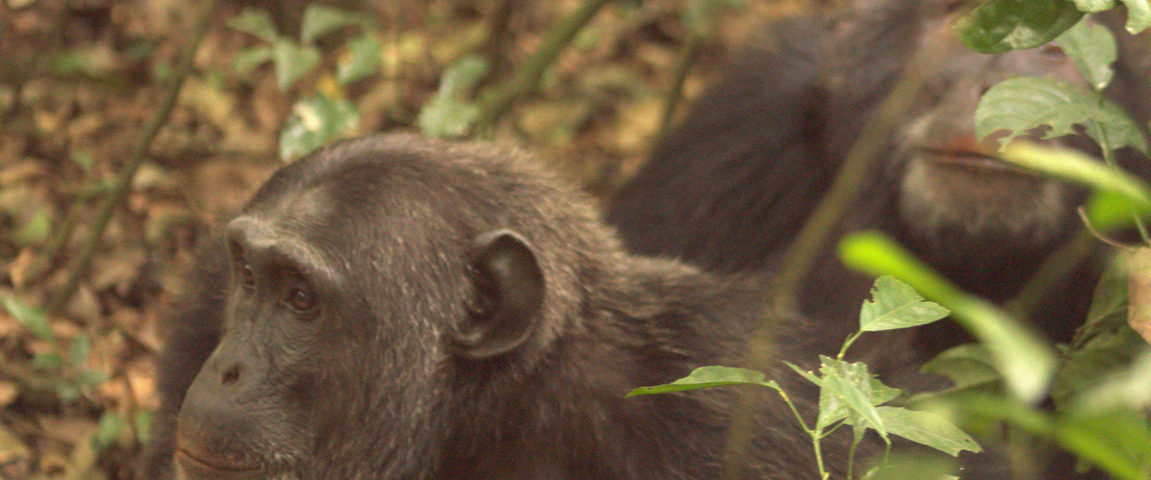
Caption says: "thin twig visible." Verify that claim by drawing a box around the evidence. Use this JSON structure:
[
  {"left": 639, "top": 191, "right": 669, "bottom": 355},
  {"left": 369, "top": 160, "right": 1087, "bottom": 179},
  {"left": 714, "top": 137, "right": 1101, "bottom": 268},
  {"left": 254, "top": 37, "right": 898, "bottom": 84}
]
[
  {"left": 651, "top": 32, "right": 703, "bottom": 153},
  {"left": 472, "top": 0, "right": 611, "bottom": 134},
  {"left": 47, "top": 0, "right": 220, "bottom": 315}
]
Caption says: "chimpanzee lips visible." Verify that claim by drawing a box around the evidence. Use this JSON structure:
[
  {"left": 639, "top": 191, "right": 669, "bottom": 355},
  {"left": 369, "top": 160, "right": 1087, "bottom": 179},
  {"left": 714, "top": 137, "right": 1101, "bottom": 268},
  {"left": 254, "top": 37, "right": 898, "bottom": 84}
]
[
  {"left": 918, "top": 147, "right": 1035, "bottom": 176},
  {"left": 176, "top": 444, "right": 263, "bottom": 476}
]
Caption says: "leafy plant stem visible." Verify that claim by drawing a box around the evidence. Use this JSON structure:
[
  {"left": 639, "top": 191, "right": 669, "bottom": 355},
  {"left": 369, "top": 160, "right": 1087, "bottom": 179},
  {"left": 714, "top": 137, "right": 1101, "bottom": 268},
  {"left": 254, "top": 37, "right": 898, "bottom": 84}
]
[
  {"left": 1096, "top": 115, "right": 1151, "bottom": 244},
  {"left": 47, "top": 0, "right": 219, "bottom": 315},
  {"left": 837, "top": 331, "right": 863, "bottom": 360},
  {"left": 721, "top": 28, "right": 948, "bottom": 480}
]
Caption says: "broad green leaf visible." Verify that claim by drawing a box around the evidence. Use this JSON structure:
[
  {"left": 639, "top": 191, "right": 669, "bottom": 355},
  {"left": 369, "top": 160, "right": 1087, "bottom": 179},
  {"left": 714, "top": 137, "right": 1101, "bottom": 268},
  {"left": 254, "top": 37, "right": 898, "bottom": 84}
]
[
  {"left": 626, "top": 366, "right": 781, "bottom": 397},
  {"left": 975, "top": 77, "right": 1147, "bottom": 154},
  {"left": 301, "top": 4, "right": 363, "bottom": 44},
  {"left": 997, "top": 143, "right": 1151, "bottom": 207},
  {"left": 1072, "top": 0, "right": 1117, "bottom": 11},
  {"left": 1120, "top": 0, "right": 1151, "bottom": 33},
  {"left": 921, "top": 344, "right": 1002, "bottom": 391},
  {"left": 859, "top": 276, "right": 949, "bottom": 332},
  {"left": 1073, "top": 349, "right": 1151, "bottom": 413},
  {"left": 1082, "top": 0, "right": 1151, "bottom": 32},
  {"left": 839, "top": 232, "right": 1056, "bottom": 403},
  {"left": 818, "top": 357, "right": 886, "bottom": 436},
  {"left": 2, "top": 295, "right": 53, "bottom": 341},
  {"left": 956, "top": 0, "right": 1084, "bottom": 53},
  {"left": 227, "top": 9, "right": 278, "bottom": 43},
  {"left": 417, "top": 97, "right": 480, "bottom": 139},
  {"left": 876, "top": 406, "right": 982, "bottom": 456},
  {"left": 232, "top": 46, "right": 273, "bottom": 77},
  {"left": 337, "top": 35, "right": 381, "bottom": 85},
  {"left": 1086, "top": 255, "right": 1130, "bottom": 326},
  {"left": 861, "top": 453, "right": 958, "bottom": 480},
  {"left": 279, "top": 94, "right": 359, "bottom": 161},
  {"left": 273, "top": 40, "right": 321, "bottom": 91},
  {"left": 1055, "top": 18, "right": 1117, "bottom": 90},
  {"left": 1058, "top": 409, "right": 1151, "bottom": 480}
]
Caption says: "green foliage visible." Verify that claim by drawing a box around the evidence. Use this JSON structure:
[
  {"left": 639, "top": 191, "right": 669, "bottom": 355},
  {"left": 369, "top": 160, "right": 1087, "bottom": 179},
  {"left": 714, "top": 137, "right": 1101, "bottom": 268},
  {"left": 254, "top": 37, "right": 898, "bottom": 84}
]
[
  {"left": 630, "top": 277, "right": 979, "bottom": 478},
  {"left": 92, "top": 412, "right": 125, "bottom": 452},
  {"left": 1072, "top": 0, "right": 1151, "bottom": 32},
  {"left": 858, "top": 276, "right": 949, "bottom": 332},
  {"left": 839, "top": 232, "right": 1058, "bottom": 403},
  {"left": 1, "top": 295, "right": 108, "bottom": 404},
  {"left": 227, "top": 4, "right": 382, "bottom": 160},
  {"left": 975, "top": 78, "right": 1148, "bottom": 154},
  {"left": 1056, "top": 18, "right": 1117, "bottom": 90},
  {"left": 995, "top": 143, "right": 1151, "bottom": 206},
  {"left": 417, "top": 56, "right": 490, "bottom": 139},
  {"left": 279, "top": 94, "right": 360, "bottom": 161},
  {"left": 956, "top": 0, "right": 1083, "bottom": 53}
]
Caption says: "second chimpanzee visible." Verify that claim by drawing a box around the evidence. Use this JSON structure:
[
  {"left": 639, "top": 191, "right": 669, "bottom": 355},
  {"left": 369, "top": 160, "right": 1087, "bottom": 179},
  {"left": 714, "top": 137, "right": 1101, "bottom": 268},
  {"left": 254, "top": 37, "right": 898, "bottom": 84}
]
[
  {"left": 607, "top": 0, "right": 1151, "bottom": 360},
  {"left": 138, "top": 133, "right": 874, "bottom": 479}
]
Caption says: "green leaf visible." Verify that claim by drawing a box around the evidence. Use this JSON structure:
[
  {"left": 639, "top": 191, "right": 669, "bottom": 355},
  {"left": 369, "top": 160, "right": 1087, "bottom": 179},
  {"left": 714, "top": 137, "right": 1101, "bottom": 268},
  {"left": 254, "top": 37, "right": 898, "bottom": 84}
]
[
  {"left": 975, "top": 77, "right": 1148, "bottom": 154},
  {"left": 416, "top": 56, "right": 491, "bottom": 139},
  {"left": 437, "top": 56, "right": 490, "bottom": 98},
  {"left": 15, "top": 209, "right": 52, "bottom": 246},
  {"left": 921, "top": 344, "right": 1002, "bottom": 392},
  {"left": 859, "top": 276, "right": 950, "bottom": 332},
  {"left": 838, "top": 232, "right": 1057, "bottom": 403},
  {"left": 417, "top": 97, "right": 480, "bottom": 139},
  {"left": 956, "top": 0, "right": 1084, "bottom": 53},
  {"left": 301, "top": 4, "right": 363, "bottom": 44},
  {"left": 227, "top": 8, "right": 279, "bottom": 43},
  {"left": 876, "top": 406, "right": 983, "bottom": 456},
  {"left": 627, "top": 366, "right": 781, "bottom": 397},
  {"left": 683, "top": 0, "right": 745, "bottom": 36},
  {"left": 135, "top": 410, "right": 154, "bottom": 446},
  {"left": 2, "top": 295, "right": 53, "bottom": 341},
  {"left": 232, "top": 46, "right": 273, "bottom": 77},
  {"left": 92, "top": 412, "right": 124, "bottom": 452},
  {"left": 1085, "top": 190, "right": 1147, "bottom": 233},
  {"left": 861, "top": 453, "right": 958, "bottom": 480},
  {"left": 1055, "top": 18, "right": 1117, "bottom": 90},
  {"left": 1073, "top": 349, "right": 1151, "bottom": 413},
  {"left": 1083, "top": 0, "right": 1151, "bottom": 32},
  {"left": 996, "top": 143, "right": 1151, "bottom": 207},
  {"left": 1071, "top": 0, "right": 1118, "bottom": 12},
  {"left": 1118, "top": 0, "right": 1151, "bottom": 33},
  {"left": 818, "top": 357, "right": 886, "bottom": 436},
  {"left": 279, "top": 94, "right": 360, "bottom": 161},
  {"left": 272, "top": 40, "right": 321, "bottom": 91},
  {"left": 337, "top": 35, "right": 382, "bottom": 85},
  {"left": 1058, "top": 409, "right": 1151, "bottom": 480},
  {"left": 783, "top": 361, "right": 823, "bottom": 386}
]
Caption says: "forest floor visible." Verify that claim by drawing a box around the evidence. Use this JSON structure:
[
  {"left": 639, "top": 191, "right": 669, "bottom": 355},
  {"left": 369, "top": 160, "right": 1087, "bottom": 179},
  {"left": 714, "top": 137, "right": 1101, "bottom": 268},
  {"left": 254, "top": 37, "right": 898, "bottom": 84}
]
[{"left": 0, "top": 1, "right": 796, "bottom": 478}]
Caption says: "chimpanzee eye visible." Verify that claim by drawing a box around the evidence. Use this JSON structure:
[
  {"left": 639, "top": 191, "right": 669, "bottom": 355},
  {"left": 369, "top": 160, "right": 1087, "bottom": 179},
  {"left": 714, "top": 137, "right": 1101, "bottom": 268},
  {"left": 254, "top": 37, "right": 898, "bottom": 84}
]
[{"left": 284, "top": 282, "right": 317, "bottom": 313}]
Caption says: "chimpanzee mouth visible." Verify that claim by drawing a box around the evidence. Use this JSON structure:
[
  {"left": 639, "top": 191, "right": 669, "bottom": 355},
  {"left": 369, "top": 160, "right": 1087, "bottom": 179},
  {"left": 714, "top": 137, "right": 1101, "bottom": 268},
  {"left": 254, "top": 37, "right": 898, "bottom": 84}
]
[
  {"left": 177, "top": 446, "right": 264, "bottom": 476},
  {"left": 917, "top": 147, "right": 1038, "bottom": 178}
]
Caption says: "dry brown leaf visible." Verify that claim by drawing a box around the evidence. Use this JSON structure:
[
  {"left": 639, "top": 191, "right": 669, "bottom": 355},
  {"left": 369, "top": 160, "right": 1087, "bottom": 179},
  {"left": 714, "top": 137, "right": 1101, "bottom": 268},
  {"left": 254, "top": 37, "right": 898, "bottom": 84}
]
[{"left": 1128, "top": 248, "right": 1151, "bottom": 344}]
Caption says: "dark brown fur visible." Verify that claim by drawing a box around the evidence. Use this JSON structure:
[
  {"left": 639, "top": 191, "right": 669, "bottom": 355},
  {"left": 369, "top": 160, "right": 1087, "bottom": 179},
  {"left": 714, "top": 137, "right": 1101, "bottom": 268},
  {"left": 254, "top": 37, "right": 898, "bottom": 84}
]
[{"left": 140, "top": 133, "right": 866, "bottom": 479}]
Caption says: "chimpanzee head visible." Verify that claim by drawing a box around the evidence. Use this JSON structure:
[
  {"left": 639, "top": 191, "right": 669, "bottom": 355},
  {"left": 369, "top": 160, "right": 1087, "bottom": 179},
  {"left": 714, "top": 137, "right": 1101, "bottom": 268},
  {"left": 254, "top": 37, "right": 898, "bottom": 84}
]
[{"left": 173, "top": 134, "right": 606, "bottom": 479}]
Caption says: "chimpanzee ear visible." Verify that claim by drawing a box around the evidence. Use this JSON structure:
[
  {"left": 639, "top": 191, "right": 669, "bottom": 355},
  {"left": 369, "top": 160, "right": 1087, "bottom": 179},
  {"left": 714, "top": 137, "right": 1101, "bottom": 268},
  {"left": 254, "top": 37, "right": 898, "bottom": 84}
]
[{"left": 446, "top": 230, "right": 545, "bottom": 359}]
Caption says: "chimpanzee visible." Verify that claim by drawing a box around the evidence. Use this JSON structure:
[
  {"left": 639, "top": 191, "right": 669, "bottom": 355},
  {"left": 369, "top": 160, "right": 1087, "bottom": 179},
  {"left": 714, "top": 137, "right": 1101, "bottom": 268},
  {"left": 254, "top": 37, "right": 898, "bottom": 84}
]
[
  {"left": 139, "top": 133, "right": 871, "bottom": 479},
  {"left": 607, "top": 0, "right": 1151, "bottom": 362}
]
